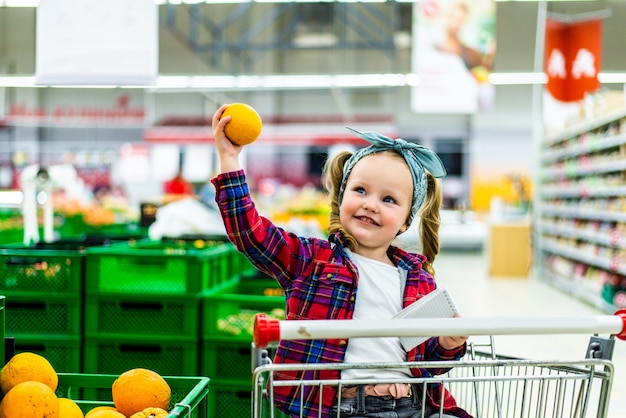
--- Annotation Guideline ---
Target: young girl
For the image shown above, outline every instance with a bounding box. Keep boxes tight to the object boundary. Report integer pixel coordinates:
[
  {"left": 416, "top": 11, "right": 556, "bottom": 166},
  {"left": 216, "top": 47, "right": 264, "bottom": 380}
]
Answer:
[{"left": 212, "top": 103, "right": 471, "bottom": 418}]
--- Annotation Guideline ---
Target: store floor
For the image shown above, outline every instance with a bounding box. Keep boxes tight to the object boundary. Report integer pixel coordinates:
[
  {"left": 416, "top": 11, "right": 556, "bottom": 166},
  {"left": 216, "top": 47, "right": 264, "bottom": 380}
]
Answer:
[{"left": 434, "top": 249, "right": 626, "bottom": 418}]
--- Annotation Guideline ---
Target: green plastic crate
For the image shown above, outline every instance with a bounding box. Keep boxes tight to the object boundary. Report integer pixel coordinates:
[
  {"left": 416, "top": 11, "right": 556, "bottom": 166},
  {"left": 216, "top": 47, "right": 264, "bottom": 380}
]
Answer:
[
  {"left": 0, "top": 244, "right": 85, "bottom": 295},
  {"left": 56, "top": 373, "right": 209, "bottom": 418},
  {"left": 83, "top": 335, "right": 199, "bottom": 377},
  {"left": 0, "top": 238, "right": 123, "bottom": 296},
  {"left": 208, "top": 382, "right": 253, "bottom": 418},
  {"left": 84, "top": 293, "right": 201, "bottom": 339},
  {"left": 201, "top": 275, "right": 285, "bottom": 342},
  {"left": 0, "top": 295, "right": 4, "bottom": 364},
  {"left": 201, "top": 337, "right": 253, "bottom": 383},
  {"left": 0, "top": 210, "right": 23, "bottom": 245},
  {"left": 13, "top": 335, "right": 81, "bottom": 373},
  {"left": 0, "top": 228, "right": 22, "bottom": 245},
  {"left": 208, "top": 382, "right": 289, "bottom": 418},
  {"left": 85, "top": 239, "right": 252, "bottom": 295},
  {"left": 5, "top": 295, "right": 81, "bottom": 337}
]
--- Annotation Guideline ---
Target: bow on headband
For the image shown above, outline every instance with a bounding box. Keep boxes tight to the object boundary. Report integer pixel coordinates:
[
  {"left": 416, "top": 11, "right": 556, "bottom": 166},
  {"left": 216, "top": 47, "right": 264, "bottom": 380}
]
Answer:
[{"left": 339, "top": 127, "right": 447, "bottom": 227}]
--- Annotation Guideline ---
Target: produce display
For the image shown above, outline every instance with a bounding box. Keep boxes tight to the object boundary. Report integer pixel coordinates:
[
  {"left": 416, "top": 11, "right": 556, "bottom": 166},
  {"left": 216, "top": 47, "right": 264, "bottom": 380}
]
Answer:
[
  {"left": 0, "top": 380, "right": 59, "bottom": 417},
  {"left": 85, "top": 407, "right": 121, "bottom": 417},
  {"left": 0, "top": 234, "right": 270, "bottom": 418},
  {"left": 0, "top": 352, "right": 58, "bottom": 394},
  {"left": 0, "top": 352, "right": 173, "bottom": 418},
  {"left": 59, "top": 397, "right": 85, "bottom": 417},
  {"left": 217, "top": 307, "right": 285, "bottom": 337},
  {"left": 112, "top": 369, "right": 171, "bottom": 417}
]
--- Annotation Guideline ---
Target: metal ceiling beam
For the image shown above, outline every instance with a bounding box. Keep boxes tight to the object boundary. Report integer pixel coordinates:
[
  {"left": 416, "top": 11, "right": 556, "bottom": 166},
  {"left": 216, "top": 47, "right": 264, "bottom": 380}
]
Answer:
[{"left": 161, "top": 1, "right": 402, "bottom": 73}]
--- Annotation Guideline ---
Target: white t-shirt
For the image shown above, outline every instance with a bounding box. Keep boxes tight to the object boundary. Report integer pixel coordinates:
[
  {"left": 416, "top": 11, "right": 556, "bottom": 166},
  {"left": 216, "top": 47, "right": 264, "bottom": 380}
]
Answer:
[{"left": 341, "top": 250, "right": 411, "bottom": 380}]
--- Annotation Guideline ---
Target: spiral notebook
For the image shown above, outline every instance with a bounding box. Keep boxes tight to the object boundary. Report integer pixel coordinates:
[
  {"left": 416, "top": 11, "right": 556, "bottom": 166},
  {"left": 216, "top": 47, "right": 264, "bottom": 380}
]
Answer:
[{"left": 392, "top": 287, "right": 458, "bottom": 350}]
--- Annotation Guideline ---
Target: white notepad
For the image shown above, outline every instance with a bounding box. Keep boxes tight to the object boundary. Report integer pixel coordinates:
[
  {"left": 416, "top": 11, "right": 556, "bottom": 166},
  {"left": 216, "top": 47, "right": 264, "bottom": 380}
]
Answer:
[{"left": 392, "top": 287, "right": 458, "bottom": 350}]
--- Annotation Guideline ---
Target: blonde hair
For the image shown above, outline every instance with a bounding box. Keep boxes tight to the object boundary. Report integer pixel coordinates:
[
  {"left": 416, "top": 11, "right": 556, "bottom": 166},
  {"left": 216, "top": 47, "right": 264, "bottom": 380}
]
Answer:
[{"left": 323, "top": 150, "right": 442, "bottom": 275}]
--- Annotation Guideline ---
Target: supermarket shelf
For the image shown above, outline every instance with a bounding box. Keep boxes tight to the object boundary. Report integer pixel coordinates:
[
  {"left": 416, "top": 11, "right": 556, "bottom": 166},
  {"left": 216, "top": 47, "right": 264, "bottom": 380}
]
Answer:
[
  {"left": 541, "top": 133, "right": 626, "bottom": 163},
  {"left": 541, "top": 221, "right": 626, "bottom": 249},
  {"left": 537, "top": 110, "right": 626, "bottom": 312},
  {"left": 542, "top": 270, "right": 616, "bottom": 314},
  {"left": 541, "top": 204, "right": 626, "bottom": 223}
]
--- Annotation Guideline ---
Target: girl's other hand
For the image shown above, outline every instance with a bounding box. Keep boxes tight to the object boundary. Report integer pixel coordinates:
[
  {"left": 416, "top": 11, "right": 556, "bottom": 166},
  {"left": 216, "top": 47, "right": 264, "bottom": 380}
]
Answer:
[{"left": 438, "top": 314, "right": 468, "bottom": 350}]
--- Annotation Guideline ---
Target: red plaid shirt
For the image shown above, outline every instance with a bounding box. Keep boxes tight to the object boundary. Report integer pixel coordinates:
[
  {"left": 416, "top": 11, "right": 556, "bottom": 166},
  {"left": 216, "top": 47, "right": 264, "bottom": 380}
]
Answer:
[{"left": 212, "top": 170, "right": 470, "bottom": 418}]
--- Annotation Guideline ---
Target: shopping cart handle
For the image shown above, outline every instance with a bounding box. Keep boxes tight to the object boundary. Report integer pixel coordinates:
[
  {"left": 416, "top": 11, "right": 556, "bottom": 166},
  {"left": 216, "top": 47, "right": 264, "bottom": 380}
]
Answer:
[
  {"left": 254, "top": 313, "right": 281, "bottom": 348},
  {"left": 253, "top": 309, "right": 626, "bottom": 349}
]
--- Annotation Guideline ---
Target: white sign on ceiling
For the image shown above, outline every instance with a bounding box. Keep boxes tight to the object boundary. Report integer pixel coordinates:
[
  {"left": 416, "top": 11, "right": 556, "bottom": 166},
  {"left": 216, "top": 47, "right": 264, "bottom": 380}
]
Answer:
[{"left": 35, "top": 0, "right": 158, "bottom": 86}]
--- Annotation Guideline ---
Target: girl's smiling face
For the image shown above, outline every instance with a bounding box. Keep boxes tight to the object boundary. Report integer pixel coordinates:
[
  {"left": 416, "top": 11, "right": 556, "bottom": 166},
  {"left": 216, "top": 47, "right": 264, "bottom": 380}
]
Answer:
[{"left": 339, "top": 152, "right": 413, "bottom": 262}]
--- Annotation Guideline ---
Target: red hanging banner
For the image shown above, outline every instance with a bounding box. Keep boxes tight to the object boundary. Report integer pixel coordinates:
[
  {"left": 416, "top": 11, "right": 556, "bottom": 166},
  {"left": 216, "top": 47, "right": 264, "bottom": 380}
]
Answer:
[{"left": 544, "top": 19, "right": 602, "bottom": 103}]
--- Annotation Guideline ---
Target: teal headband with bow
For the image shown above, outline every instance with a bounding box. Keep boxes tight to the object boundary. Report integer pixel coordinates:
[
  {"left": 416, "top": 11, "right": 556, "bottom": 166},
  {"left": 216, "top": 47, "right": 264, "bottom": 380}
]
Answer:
[{"left": 339, "top": 127, "right": 447, "bottom": 227}]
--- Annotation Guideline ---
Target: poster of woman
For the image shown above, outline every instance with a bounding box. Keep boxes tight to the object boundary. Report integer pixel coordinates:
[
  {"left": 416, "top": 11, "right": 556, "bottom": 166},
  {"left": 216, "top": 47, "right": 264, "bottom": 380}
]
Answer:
[{"left": 411, "top": 0, "right": 496, "bottom": 114}]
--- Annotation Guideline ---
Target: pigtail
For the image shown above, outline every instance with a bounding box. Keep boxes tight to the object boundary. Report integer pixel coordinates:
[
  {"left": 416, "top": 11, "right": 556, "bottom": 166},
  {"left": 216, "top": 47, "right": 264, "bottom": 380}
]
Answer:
[
  {"left": 419, "top": 172, "right": 442, "bottom": 276},
  {"left": 323, "top": 151, "right": 358, "bottom": 251}
]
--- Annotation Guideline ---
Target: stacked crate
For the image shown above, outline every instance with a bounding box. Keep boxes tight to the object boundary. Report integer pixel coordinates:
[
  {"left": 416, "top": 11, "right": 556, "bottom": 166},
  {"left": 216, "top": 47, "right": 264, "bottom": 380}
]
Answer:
[
  {"left": 0, "top": 209, "right": 23, "bottom": 245},
  {"left": 83, "top": 238, "right": 252, "bottom": 377},
  {"left": 0, "top": 241, "right": 90, "bottom": 372},
  {"left": 201, "top": 269, "right": 286, "bottom": 417},
  {"left": 56, "top": 373, "right": 210, "bottom": 418}
]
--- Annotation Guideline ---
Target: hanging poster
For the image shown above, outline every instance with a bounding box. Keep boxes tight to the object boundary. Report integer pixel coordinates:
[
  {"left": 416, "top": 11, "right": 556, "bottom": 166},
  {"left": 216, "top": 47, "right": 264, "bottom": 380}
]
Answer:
[
  {"left": 35, "top": 0, "right": 158, "bottom": 85},
  {"left": 542, "top": 18, "right": 603, "bottom": 134},
  {"left": 411, "top": 0, "right": 496, "bottom": 114},
  {"left": 544, "top": 18, "right": 602, "bottom": 103}
]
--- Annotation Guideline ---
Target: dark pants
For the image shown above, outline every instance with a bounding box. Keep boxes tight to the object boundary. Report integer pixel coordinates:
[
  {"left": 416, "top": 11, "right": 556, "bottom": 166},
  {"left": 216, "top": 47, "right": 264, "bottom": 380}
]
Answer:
[{"left": 331, "top": 385, "right": 458, "bottom": 418}]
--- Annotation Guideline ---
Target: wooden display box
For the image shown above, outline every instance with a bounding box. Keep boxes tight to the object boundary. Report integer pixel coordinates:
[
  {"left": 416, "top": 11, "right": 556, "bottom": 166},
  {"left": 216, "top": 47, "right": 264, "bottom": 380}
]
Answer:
[{"left": 488, "top": 222, "right": 531, "bottom": 278}]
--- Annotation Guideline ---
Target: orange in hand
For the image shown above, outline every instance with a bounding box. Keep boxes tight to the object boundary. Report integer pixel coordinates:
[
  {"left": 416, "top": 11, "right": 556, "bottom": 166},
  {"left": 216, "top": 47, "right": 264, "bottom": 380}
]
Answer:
[{"left": 220, "top": 103, "right": 263, "bottom": 145}]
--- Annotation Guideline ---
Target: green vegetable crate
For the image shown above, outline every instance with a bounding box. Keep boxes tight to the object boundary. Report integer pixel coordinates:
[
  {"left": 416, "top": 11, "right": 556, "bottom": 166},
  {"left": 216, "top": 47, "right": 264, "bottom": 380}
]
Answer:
[
  {"left": 208, "top": 381, "right": 288, "bottom": 418},
  {"left": 0, "top": 239, "right": 115, "bottom": 373},
  {"left": 82, "top": 334, "right": 199, "bottom": 377},
  {"left": 201, "top": 272, "right": 285, "bottom": 342},
  {"left": 56, "top": 373, "right": 209, "bottom": 418},
  {"left": 85, "top": 238, "right": 253, "bottom": 295}
]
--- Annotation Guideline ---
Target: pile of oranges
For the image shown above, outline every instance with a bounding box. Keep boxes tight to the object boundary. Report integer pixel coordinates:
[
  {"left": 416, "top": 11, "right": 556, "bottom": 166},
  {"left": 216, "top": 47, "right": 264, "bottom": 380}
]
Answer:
[{"left": 0, "top": 352, "right": 171, "bottom": 418}]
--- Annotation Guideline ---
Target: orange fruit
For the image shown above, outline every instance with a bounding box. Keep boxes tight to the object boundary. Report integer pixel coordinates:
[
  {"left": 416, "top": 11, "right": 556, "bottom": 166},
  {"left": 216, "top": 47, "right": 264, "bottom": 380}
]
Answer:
[
  {"left": 59, "top": 398, "right": 84, "bottom": 418},
  {"left": 85, "top": 410, "right": 125, "bottom": 418},
  {"left": 129, "top": 407, "right": 169, "bottom": 418},
  {"left": 220, "top": 103, "right": 263, "bottom": 145},
  {"left": 85, "top": 407, "right": 121, "bottom": 417},
  {"left": 0, "top": 380, "right": 60, "bottom": 418},
  {"left": 112, "top": 368, "right": 171, "bottom": 417},
  {"left": 0, "top": 352, "right": 58, "bottom": 395}
]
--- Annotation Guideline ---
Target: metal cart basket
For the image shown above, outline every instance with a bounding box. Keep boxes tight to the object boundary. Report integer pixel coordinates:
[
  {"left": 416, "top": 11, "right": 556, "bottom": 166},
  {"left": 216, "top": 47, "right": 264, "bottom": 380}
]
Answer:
[{"left": 251, "top": 312, "right": 626, "bottom": 418}]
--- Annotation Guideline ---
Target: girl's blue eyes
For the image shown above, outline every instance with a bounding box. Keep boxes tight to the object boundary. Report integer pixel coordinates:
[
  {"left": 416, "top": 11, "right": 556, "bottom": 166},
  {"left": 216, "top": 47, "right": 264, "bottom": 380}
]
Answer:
[{"left": 353, "top": 187, "right": 396, "bottom": 204}]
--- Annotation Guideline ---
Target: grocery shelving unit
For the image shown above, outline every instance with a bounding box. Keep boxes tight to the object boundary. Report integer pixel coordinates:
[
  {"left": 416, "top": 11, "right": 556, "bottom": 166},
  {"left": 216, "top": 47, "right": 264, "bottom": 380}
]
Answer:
[{"left": 537, "top": 107, "right": 626, "bottom": 314}]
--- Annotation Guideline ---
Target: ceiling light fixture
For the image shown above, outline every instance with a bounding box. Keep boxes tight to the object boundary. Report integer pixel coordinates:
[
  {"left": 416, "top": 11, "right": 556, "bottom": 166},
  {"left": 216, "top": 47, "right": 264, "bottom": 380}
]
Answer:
[{"left": 1, "top": 72, "right": 624, "bottom": 89}]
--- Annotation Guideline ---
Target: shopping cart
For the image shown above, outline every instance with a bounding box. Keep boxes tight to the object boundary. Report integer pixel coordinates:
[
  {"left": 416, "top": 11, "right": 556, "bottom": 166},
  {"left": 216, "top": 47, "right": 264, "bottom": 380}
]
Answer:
[{"left": 251, "top": 311, "right": 626, "bottom": 418}]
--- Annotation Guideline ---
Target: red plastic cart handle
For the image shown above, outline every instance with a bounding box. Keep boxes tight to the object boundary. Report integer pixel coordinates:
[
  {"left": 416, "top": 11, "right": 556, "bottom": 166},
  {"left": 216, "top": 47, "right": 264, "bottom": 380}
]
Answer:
[
  {"left": 253, "top": 310, "right": 626, "bottom": 349},
  {"left": 615, "top": 308, "right": 626, "bottom": 340},
  {"left": 254, "top": 313, "right": 280, "bottom": 348}
]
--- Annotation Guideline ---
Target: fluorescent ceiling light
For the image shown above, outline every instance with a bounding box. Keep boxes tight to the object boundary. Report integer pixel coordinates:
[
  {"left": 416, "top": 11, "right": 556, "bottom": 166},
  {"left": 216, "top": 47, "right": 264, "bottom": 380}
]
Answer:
[
  {"left": 598, "top": 73, "right": 626, "bottom": 84},
  {"left": 1, "top": 72, "right": 623, "bottom": 89},
  {"left": 0, "top": 191, "right": 24, "bottom": 206},
  {"left": 489, "top": 72, "right": 547, "bottom": 85},
  {"left": 0, "top": 0, "right": 38, "bottom": 5},
  {"left": 0, "top": 76, "right": 37, "bottom": 87},
  {"left": 189, "top": 75, "right": 237, "bottom": 89},
  {"left": 1, "top": 0, "right": 598, "bottom": 6}
]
